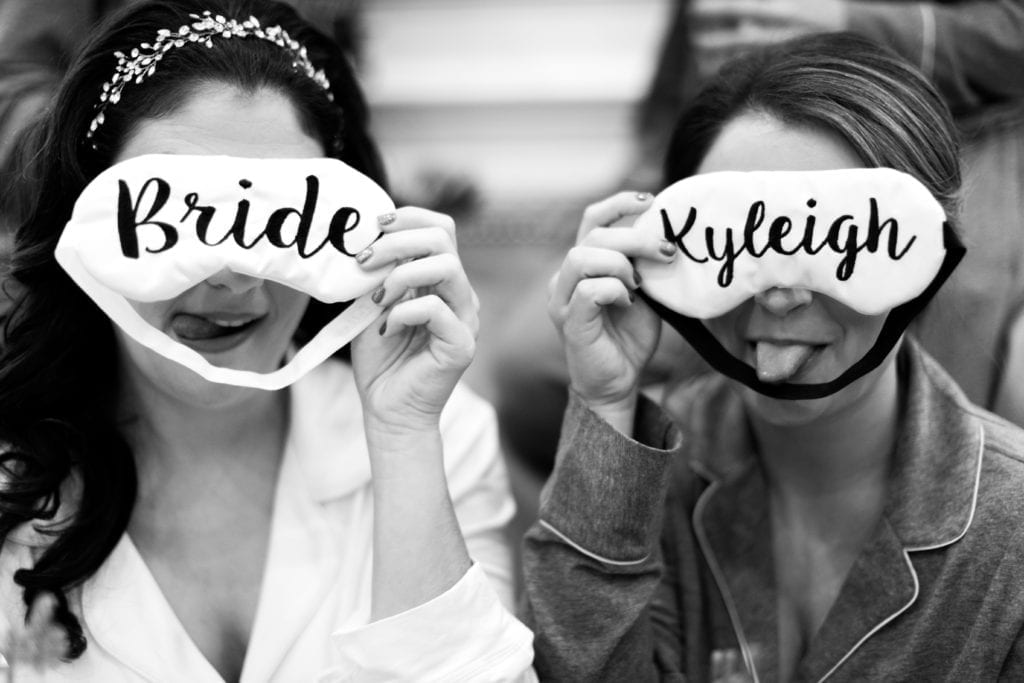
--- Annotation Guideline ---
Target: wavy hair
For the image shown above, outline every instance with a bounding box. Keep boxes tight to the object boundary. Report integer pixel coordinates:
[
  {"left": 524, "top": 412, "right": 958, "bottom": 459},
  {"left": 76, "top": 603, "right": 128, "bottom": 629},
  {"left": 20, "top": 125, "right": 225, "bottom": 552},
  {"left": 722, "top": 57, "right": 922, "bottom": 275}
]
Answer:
[{"left": 0, "top": 0, "right": 385, "bottom": 658}]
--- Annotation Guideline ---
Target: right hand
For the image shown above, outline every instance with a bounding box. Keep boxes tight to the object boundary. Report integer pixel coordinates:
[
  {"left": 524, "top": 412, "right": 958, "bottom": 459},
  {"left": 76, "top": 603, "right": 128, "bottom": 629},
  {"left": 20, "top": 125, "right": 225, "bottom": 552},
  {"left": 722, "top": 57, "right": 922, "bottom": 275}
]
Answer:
[{"left": 548, "top": 192, "right": 677, "bottom": 424}]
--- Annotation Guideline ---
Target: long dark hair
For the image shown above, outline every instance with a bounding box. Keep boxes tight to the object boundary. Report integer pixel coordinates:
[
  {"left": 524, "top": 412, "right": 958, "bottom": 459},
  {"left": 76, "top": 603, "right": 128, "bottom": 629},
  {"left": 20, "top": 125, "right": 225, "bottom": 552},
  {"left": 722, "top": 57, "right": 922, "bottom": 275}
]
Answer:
[
  {"left": 0, "top": 0, "right": 385, "bottom": 658},
  {"left": 663, "top": 32, "right": 962, "bottom": 227}
]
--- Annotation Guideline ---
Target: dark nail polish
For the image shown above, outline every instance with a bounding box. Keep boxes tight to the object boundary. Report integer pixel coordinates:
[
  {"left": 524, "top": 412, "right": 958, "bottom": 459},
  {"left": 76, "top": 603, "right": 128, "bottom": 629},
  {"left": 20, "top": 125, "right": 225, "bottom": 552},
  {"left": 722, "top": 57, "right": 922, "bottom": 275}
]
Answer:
[
  {"left": 633, "top": 269, "right": 642, "bottom": 286},
  {"left": 379, "top": 321, "right": 387, "bottom": 336},
  {"left": 371, "top": 286, "right": 386, "bottom": 304}
]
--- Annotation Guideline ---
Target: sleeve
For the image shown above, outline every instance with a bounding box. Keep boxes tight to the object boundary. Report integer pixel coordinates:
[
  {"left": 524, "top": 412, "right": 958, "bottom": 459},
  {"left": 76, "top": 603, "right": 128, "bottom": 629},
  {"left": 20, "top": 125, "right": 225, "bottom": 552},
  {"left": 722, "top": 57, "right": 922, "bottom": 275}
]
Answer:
[
  {"left": 845, "top": 0, "right": 1024, "bottom": 112},
  {"left": 329, "top": 384, "right": 535, "bottom": 682},
  {"left": 520, "top": 390, "right": 685, "bottom": 682}
]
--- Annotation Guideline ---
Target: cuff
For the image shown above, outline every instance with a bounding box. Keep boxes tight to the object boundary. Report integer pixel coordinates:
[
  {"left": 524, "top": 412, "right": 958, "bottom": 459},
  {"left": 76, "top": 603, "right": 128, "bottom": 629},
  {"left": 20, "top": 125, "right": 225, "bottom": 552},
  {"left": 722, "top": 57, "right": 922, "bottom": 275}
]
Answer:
[
  {"left": 330, "top": 563, "right": 534, "bottom": 681},
  {"left": 538, "top": 391, "right": 681, "bottom": 565}
]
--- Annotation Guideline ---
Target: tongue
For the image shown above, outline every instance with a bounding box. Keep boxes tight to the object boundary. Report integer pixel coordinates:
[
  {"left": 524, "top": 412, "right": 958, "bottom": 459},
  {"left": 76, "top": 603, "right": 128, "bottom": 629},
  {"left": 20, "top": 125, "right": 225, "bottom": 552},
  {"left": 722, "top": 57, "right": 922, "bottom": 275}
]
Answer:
[
  {"left": 755, "top": 342, "right": 815, "bottom": 383},
  {"left": 172, "top": 314, "right": 238, "bottom": 341}
]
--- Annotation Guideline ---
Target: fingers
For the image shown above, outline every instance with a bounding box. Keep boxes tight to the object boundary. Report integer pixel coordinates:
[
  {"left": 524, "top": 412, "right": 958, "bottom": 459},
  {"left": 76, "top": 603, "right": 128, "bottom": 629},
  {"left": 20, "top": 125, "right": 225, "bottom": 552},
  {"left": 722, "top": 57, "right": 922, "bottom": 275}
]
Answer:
[
  {"left": 563, "top": 277, "right": 634, "bottom": 330},
  {"left": 577, "top": 191, "right": 654, "bottom": 242},
  {"left": 380, "top": 294, "right": 476, "bottom": 366},
  {"left": 371, "top": 253, "right": 478, "bottom": 333},
  {"left": 373, "top": 206, "right": 456, "bottom": 244},
  {"left": 356, "top": 207, "right": 476, "bottom": 328},
  {"left": 551, "top": 247, "right": 639, "bottom": 315}
]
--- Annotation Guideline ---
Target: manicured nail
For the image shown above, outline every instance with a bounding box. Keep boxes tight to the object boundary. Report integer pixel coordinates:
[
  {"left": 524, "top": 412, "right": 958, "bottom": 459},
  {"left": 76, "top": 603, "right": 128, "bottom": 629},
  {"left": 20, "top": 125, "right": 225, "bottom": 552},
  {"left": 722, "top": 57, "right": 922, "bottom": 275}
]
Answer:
[
  {"left": 377, "top": 212, "right": 397, "bottom": 226},
  {"left": 628, "top": 291, "right": 636, "bottom": 303},
  {"left": 633, "top": 269, "right": 642, "bottom": 286},
  {"left": 371, "top": 286, "right": 386, "bottom": 304},
  {"left": 356, "top": 247, "right": 373, "bottom": 264},
  {"left": 636, "top": 192, "right": 651, "bottom": 202},
  {"left": 659, "top": 239, "right": 677, "bottom": 257},
  {"left": 379, "top": 321, "right": 387, "bottom": 336}
]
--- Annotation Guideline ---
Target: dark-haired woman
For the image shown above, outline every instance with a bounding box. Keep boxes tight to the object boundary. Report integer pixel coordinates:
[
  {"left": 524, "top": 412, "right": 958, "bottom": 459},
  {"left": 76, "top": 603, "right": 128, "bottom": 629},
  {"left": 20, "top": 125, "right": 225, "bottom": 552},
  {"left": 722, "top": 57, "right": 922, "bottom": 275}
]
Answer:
[
  {"left": 522, "top": 33, "right": 1024, "bottom": 682},
  {"left": 0, "top": 1, "right": 532, "bottom": 680}
]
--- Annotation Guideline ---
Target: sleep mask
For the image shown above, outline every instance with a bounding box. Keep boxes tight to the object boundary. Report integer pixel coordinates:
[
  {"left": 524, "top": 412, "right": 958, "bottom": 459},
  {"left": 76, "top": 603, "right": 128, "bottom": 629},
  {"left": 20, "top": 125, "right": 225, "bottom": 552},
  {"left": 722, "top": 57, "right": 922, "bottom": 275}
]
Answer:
[
  {"left": 56, "top": 154, "right": 394, "bottom": 390},
  {"left": 634, "top": 168, "right": 965, "bottom": 400}
]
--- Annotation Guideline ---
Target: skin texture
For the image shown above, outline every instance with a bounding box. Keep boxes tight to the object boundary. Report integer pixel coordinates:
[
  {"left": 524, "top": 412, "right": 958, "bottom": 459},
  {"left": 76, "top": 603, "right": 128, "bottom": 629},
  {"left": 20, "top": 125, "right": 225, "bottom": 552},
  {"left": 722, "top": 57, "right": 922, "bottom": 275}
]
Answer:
[
  {"left": 697, "top": 112, "right": 895, "bottom": 427},
  {"left": 103, "top": 83, "right": 478, "bottom": 680},
  {"left": 552, "top": 110, "right": 903, "bottom": 681}
]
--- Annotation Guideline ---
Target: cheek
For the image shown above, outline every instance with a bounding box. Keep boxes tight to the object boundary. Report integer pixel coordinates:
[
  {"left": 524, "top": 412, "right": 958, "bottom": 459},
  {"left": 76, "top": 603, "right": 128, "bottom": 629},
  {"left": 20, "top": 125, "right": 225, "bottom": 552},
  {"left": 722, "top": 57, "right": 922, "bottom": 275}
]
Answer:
[
  {"left": 824, "top": 303, "right": 888, "bottom": 360},
  {"left": 271, "top": 287, "right": 311, "bottom": 334},
  {"left": 703, "top": 303, "right": 753, "bottom": 355},
  {"left": 128, "top": 299, "right": 174, "bottom": 327}
]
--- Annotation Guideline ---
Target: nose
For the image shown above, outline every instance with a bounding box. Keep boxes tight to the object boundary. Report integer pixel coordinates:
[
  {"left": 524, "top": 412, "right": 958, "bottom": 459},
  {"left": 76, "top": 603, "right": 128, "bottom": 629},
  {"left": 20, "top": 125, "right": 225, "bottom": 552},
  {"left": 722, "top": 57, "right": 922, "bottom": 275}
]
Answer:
[
  {"left": 753, "top": 287, "right": 813, "bottom": 317},
  {"left": 204, "top": 268, "right": 263, "bottom": 295}
]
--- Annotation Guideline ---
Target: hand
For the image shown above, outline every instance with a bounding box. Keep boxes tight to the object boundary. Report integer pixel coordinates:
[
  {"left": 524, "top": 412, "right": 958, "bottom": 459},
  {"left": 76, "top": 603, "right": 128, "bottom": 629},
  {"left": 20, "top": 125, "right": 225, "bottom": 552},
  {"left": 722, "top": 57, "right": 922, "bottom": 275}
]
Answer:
[
  {"left": 351, "top": 207, "right": 479, "bottom": 437},
  {"left": 3, "top": 593, "right": 67, "bottom": 678},
  {"left": 692, "top": 0, "right": 848, "bottom": 81},
  {"left": 548, "top": 192, "right": 676, "bottom": 430}
]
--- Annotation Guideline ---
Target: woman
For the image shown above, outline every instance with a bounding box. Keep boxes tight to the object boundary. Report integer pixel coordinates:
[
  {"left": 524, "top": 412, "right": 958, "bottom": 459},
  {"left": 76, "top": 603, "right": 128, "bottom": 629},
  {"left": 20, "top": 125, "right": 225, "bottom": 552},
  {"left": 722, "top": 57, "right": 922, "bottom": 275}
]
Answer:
[
  {"left": 522, "top": 33, "right": 1024, "bottom": 681},
  {"left": 0, "top": 0, "right": 532, "bottom": 680}
]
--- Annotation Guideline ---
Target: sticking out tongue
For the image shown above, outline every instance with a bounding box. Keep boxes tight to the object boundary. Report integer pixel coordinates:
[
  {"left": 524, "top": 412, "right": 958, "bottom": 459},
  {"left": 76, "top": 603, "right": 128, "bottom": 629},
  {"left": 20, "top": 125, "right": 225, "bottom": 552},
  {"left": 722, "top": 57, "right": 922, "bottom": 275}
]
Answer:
[
  {"left": 172, "top": 314, "right": 253, "bottom": 341},
  {"left": 754, "top": 341, "right": 816, "bottom": 383}
]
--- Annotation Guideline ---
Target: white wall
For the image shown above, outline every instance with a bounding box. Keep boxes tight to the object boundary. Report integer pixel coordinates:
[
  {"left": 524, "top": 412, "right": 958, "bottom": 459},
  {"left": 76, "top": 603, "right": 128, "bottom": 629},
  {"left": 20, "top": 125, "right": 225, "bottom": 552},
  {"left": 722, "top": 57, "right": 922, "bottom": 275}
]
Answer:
[{"left": 360, "top": 0, "right": 672, "bottom": 204}]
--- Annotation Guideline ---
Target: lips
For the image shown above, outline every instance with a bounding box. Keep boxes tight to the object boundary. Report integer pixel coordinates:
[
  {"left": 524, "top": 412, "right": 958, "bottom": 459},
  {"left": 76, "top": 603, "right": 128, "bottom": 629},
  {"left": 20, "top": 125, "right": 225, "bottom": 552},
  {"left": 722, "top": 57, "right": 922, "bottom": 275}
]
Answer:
[{"left": 170, "top": 312, "right": 264, "bottom": 353}]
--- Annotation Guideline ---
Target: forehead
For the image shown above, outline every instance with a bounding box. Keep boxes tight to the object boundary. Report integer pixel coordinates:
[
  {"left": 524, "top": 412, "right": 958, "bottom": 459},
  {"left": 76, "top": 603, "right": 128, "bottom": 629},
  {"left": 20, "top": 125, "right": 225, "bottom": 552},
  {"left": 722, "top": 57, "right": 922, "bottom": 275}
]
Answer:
[
  {"left": 697, "top": 112, "right": 863, "bottom": 175},
  {"left": 115, "top": 82, "right": 324, "bottom": 162}
]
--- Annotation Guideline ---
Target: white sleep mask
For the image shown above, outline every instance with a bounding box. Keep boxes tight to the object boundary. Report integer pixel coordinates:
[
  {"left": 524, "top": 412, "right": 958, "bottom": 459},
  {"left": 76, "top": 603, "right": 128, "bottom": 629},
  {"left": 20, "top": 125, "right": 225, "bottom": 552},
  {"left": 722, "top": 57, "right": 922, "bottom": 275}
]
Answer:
[
  {"left": 56, "top": 154, "right": 395, "bottom": 390},
  {"left": 634, "top": 168, "right": 965, "bottom": 399}
]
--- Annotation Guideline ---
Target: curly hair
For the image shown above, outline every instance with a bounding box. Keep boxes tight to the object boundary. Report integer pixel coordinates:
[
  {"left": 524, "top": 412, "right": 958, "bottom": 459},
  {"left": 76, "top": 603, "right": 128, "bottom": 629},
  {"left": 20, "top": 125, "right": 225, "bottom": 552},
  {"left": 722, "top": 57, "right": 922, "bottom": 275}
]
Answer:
[{"left": 0, "top": 0, "right": 385, "bottom": 658}]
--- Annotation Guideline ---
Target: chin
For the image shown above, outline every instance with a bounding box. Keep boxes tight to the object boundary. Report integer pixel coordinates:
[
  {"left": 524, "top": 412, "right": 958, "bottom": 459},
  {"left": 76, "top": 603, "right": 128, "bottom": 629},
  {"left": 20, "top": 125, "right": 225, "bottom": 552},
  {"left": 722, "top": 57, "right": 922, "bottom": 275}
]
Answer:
[{"left": 739, "top": 387, "right": 834, "bottom": 427}]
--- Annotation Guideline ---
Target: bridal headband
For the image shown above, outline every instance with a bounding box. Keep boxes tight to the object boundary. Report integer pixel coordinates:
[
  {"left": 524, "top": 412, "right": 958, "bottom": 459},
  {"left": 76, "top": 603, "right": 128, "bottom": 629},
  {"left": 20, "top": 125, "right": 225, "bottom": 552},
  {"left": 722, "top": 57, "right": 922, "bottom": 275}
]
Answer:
[
  {"left": 85, "top": 10, "right": 332, "bottom": 146},
  {"left": 635, "top": 168, "right": 965, "bottom": 400},
  {"left": 57, "top": 154, "right": 393, "bottom": 390}
]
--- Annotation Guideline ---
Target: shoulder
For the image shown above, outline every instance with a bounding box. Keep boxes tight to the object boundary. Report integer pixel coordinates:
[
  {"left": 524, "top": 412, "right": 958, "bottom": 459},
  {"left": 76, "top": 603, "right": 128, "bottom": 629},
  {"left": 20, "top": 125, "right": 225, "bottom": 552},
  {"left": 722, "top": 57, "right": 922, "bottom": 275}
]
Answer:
[{"left": 970, "top": 406, "right": 1024, "bottom": 528}]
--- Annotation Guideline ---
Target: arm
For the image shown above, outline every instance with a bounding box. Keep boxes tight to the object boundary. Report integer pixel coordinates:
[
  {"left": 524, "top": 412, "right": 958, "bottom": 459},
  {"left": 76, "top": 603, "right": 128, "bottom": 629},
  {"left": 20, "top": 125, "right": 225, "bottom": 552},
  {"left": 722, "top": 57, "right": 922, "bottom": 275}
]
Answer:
[
  {"left": 846, "top": 0, "right": 1024, "bottom": 111},
  {"left": 331, "top": 208, "right": 534, "bottom": 681},
  {"left": 521, "top": 391, "right": 684, "bottom": 682}
]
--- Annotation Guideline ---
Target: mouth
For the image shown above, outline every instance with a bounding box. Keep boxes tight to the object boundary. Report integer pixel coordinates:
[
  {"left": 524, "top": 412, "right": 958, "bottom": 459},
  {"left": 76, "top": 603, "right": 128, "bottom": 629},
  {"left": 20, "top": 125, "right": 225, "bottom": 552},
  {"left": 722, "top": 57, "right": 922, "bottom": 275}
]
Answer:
[
  {"left": 746, "top": 339, "right": 828, "bottom": 383},
  {"left": 170, "top": 312, "right": 265, "bottom": 353}
]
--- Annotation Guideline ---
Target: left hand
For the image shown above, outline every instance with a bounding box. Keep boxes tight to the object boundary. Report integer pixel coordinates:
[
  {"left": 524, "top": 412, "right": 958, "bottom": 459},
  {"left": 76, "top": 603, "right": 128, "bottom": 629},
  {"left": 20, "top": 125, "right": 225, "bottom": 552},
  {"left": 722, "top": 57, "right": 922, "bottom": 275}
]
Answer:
[
  {"left": 351, "top": 207, "right": 479, "bottom": 435},
  {"left": 691, "top": 0, "right": 848, "bottom": 81}
]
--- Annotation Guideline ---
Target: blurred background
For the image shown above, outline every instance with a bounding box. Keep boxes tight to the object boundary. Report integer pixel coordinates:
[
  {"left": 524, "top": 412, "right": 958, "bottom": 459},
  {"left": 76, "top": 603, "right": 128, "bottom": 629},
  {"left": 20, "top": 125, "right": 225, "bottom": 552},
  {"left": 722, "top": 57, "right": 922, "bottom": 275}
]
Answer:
[{"left": 360, "top": 0, "right": 672, "bottom": 398}]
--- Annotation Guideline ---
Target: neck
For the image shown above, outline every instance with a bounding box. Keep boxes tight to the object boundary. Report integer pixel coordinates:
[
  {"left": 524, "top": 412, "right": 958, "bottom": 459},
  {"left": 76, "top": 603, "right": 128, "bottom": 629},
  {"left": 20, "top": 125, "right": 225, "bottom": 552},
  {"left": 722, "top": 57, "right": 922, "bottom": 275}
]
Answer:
[
  {"left": 117, "top": 367, "right": 288, "bottom": 496},
  {"left": 750, "top": 360, "right": 900, "bottom": 511}
]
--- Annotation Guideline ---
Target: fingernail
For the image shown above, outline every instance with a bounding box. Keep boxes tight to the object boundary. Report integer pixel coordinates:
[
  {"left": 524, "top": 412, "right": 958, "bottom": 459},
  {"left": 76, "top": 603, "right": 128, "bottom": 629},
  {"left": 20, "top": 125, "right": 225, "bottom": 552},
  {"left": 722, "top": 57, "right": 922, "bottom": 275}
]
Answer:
[
  {"left": 636, "top": 192, "right": 651, "bottom": 202},
  {"left": 659, "top": 239, "right": 677, "bottom": 257},
  {"left": 379, "top": 321, "right": 387, "bottom": 336},
  {"left": 628, "top": 291, "right": 636, "bottom": 303},
  {"left": 633, "top": 269, "right": 642, "bottom": 286},
  {"left": 371, "top": 286, "right": 386, "bottom": 304},
  {"left": 356, "top": 247, "right": 373, "bottom": 264},
  {"left": 377, "top": 212, "right": 397, "bottom": 226}
]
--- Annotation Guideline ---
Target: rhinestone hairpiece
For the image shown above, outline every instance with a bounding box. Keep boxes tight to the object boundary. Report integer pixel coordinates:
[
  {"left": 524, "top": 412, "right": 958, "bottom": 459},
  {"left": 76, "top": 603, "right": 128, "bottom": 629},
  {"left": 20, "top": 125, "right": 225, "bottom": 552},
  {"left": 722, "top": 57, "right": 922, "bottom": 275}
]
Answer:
[{"left": 85, "top": 11, "right": 333, "bottom": 147}]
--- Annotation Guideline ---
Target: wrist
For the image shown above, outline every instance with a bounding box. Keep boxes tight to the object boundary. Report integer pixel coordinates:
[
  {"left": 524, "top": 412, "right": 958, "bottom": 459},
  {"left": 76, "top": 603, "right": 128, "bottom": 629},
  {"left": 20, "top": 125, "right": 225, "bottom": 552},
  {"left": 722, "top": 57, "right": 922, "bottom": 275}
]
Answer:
[{"left": 573, "top": 388, "right": 638, "bottom": 437}]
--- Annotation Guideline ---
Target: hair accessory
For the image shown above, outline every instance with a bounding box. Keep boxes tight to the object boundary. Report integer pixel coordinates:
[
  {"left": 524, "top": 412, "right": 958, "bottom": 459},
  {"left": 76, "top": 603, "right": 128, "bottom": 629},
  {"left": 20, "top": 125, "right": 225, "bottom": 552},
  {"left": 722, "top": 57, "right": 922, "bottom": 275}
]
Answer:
[{"left": 85, "top": 11, "right": 332, "bottom": 146}]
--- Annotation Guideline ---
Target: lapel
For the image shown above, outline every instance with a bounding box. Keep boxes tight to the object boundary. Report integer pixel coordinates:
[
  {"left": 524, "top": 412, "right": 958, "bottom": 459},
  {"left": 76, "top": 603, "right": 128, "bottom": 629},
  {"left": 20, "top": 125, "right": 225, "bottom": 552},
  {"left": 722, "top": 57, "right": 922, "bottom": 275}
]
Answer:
[
  {"left": 81, "top": 536, "right": 224, "bottom": 683},
  {"left": 681, "top": 339, "right": 984, "bottom": 683},
  {"left": 80, "top": 360, "right": 372, "bottom": 682}
]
